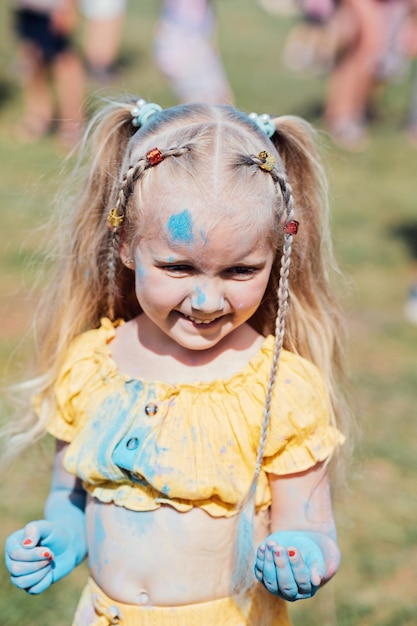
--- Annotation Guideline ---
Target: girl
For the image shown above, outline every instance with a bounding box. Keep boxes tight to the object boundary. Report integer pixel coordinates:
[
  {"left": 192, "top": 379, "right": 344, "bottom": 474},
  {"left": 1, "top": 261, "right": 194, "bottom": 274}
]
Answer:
[{"left": 4, "top": 98, "right": 347, "bottom": 625}]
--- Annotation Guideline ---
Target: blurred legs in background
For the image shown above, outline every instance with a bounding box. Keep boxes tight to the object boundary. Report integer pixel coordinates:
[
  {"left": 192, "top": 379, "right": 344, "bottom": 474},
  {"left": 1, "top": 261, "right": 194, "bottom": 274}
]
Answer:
[
  {"left": 79, "top": 0, "right": 127, "bottom": 82},
  {"left": 322, "top": 0, "right": 385, "bottom": 150},
  {"left": 283, "top": 0, "right": 416, "bottom": 150},
  {"left": 13, "top": 0, "right": 85, "bottom": 148},
  {"left": 154, "top": 0, "right": 233, "bottom": 103},
  {"left": 323, "top": 0, "right": 413, "bottom": 150}
]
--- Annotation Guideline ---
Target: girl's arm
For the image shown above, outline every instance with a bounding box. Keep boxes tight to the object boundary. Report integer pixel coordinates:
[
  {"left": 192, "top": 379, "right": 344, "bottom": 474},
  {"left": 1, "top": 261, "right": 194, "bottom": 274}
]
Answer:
[
  {"left": 5, "top": 440, "right": 87, "bottom": 595},
  {"left": 254, "top": 461, "right": 340, "bottom": 601}
]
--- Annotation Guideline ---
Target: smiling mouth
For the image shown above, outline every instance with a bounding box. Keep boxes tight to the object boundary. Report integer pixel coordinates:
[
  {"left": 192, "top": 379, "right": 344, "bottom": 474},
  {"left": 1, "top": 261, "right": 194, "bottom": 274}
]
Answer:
[{"left": 181, "top": 313, "right": 222, "bottom": 326}]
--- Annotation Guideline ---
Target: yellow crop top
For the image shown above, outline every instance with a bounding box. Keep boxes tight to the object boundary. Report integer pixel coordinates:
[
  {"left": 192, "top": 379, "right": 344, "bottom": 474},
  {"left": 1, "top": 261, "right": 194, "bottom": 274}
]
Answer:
[{"left": 47, "top": 318, "right": 345, "bottom": 518}]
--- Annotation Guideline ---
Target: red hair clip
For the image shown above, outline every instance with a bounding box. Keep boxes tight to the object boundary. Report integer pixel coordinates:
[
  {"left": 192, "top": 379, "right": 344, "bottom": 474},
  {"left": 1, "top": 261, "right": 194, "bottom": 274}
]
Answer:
[
  {"left": 285, "top": 220, "right": 299, "bottom": 235},
  {"left": 146, "top": 147, "right": 163, "bottom": 165}
]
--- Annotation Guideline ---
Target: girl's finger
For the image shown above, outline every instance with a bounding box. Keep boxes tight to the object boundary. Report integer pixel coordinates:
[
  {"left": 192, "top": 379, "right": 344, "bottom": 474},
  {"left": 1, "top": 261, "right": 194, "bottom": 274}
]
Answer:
[
  {"left": 25, "top": 569, "right": 54, "bottom": 595},
  {"left": 272, "top": 545, "right": 299, "bottom": 600},
  {"left": 286, "top": 547, "right": 313, "bottom": 595},
  {"left": 22, "top": 520, "right": 53, "bottom": 548},
  {"left": 7, "top": 544, "right": 54, "bottom": 564},
  {"left": 7, "top": 555, "right": 52, "bottom": 578},
  {"left": 260, "top": 542, "right": 281, "bottom": 595},
  {"left": 10, "top": 564, "right": 51, "bottom": 591}
]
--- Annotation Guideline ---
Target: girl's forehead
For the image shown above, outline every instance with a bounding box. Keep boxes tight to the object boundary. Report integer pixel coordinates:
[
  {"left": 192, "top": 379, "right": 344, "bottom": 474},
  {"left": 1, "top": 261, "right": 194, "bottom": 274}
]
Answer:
[
  {"left": 164, "top": 209, "right": 195, "bottom": 245},
  {"left": 140, "top": 207, "right": 276, "bottom": 259},
  {"left": 142, "top": 183, "right": 275, "bottom": 224},
  {"left": 142, "top": 201, "right": 274, "bottom": 247}
]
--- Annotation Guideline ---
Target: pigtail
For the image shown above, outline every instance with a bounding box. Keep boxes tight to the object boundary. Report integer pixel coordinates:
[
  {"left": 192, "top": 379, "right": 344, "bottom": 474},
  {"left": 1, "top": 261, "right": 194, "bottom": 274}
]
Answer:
[
  {"left": 0, "top": 101, "right": 142, "bottom": 467},
  {"left": 38, "top": 102, "right": 139, "bottom": 359},
  {"left": 232, "top": 156, "right": 298, "bottom": 606},
  {"left": 269, "top": 116, "right": 347, "bottom": 435},
  {"left": 233, "top": 114, "right": 348, "bottom": 607},
  {"left": 263, "top": 116, "right": 347, "bottom": 461}
]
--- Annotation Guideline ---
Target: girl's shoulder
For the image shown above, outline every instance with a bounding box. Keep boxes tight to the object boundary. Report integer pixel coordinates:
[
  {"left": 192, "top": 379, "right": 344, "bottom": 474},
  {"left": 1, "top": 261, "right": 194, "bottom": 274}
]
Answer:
[
  {"left": 64, "top": 317, "right": 119, "bottom": 357},
  {"left": 55, "top": 318, "right": 122, "bottom": 394}
]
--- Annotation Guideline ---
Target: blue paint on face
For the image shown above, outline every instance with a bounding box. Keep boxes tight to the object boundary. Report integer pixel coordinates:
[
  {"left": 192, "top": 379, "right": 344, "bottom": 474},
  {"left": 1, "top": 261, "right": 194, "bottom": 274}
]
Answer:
[
  {"left": 194, "top": 285, "right": 206, "bottom": 307},
  {"left": 167, "top": 210, "right": 194, "bottom": 245},
  {"left": 135, "top": 258, "right": 145, "bottom": 280}
]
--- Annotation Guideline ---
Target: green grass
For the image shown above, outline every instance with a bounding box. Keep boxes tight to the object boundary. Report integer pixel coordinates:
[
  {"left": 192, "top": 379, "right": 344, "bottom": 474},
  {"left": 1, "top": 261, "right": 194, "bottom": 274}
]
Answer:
[{"left": 1, "top": 1, "right": 417, "bottom": 624}]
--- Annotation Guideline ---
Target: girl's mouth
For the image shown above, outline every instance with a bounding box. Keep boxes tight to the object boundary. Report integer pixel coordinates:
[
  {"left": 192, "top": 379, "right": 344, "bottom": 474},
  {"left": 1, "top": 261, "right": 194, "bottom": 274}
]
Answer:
[{"left": 181, "top": 313, "right": 223, "bottom": 327}]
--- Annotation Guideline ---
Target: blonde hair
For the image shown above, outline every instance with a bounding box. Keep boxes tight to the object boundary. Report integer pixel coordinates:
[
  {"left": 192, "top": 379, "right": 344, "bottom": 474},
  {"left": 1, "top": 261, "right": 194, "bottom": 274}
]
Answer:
[{"left": 1, "top": 98, "right": 349, "bottom": 600}]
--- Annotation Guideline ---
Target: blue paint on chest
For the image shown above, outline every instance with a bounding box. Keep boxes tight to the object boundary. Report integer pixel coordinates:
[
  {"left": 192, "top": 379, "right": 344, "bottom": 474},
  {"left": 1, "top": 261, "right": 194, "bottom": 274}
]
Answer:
[{"left": 167, "top": 210, "right": 194, "bottom": 244}]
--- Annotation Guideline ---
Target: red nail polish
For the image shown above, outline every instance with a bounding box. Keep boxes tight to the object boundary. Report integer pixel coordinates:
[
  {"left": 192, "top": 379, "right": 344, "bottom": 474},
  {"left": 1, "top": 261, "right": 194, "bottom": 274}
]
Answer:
[
  {"left": 43, "top": 551, "right": 51, "bottom": 559},
  {"left": 274, "top": 550, "right": 281, "bottom": 557},
  {"left": 23, "top": 538, "right": 33, "bottom": 546},
  {"left": 288, "top": 549, "right": 296, "bottom": 557}
]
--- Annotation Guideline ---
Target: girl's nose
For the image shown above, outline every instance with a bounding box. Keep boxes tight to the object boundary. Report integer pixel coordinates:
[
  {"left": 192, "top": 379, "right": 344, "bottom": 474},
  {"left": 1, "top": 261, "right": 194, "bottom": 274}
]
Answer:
[{"left": 191, "top": 283, "right": 225, "bottom": 312}]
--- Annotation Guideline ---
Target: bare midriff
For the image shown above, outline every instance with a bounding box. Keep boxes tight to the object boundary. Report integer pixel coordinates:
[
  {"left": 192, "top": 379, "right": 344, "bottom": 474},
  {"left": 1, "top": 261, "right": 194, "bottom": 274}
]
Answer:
[{"left": 85, "top": 496, "right": 270, "bottom": 606}]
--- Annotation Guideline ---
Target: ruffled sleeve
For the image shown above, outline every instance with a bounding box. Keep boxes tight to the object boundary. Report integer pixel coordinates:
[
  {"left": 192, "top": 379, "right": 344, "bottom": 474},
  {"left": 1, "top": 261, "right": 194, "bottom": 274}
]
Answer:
[
  {"left": 262, "top": 349, "right": 345, "bottom": 475},
  {"left": 47, "top": 318, "right": 119, "bottom": 442}
]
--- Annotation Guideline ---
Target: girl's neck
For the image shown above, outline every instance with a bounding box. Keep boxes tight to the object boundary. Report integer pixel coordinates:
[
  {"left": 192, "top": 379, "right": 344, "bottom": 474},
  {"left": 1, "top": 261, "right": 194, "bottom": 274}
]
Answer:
[{"left": 111, "top": 314, "right": 265, "bottom": 385}]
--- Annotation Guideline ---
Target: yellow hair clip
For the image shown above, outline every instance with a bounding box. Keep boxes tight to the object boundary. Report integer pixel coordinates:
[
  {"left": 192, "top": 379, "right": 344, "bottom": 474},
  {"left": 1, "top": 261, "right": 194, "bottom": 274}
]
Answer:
[
  {"left": 258, "top": 151, "right": 276, "bottom": 172},
  {"left": 107, "top": 208, "right": 124, "bottom": 230}
]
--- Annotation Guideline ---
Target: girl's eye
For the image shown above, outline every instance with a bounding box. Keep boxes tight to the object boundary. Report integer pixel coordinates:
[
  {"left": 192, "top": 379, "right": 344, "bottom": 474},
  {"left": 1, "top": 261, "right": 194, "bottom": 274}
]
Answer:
[
  {"left": 161, "top": 264, "right": 194, "bottom": 273},
  {"left": 227, "top": 266, "right": 257, "bottom": 276}
]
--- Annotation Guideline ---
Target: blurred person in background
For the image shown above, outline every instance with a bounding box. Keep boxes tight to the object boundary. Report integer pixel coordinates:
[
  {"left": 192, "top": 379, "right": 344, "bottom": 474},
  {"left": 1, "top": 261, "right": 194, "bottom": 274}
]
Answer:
[
  {"left": 282, "top": 0, "right": 340, "bottom": 75},
  {"left": 323, "top": 0, "right": 411, "bottom": 150},
  {"left": 13, "top": 0, "right": 85, "bottom": 148},
  {"left": 79, "top": 0, "right": 127, "bottom": 82},
  {"left": 284, "top": 0, "right": 417, "bottom": 150},
  {"left": 153, "top": 0, "right": 233, "bottom": 103}
]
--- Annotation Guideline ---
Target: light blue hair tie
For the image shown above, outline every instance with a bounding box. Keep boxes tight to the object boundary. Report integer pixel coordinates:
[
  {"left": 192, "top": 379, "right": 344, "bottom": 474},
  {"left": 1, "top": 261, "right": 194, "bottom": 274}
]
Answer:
[
  {"left": 130, "top": 98, "right": 163, "bottom": 127},
  {"left": 248, "top": 111, "right": 275, "bottom": 138}
]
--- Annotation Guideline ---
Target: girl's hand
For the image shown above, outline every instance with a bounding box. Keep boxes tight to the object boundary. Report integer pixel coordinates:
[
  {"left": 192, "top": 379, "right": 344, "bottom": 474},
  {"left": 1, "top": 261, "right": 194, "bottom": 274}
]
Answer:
[
  {"left": 5, "top": 519, "right": 79, "bottom": 594},
  {"left": 254, "top": 531, "right": 325, "bottom": 601}
]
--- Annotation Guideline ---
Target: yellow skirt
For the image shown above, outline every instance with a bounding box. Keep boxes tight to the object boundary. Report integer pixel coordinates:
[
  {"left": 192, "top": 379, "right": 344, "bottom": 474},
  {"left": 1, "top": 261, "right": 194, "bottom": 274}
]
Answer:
[{"left": 72, "top": 577, "right": 292, "bottom": 626}]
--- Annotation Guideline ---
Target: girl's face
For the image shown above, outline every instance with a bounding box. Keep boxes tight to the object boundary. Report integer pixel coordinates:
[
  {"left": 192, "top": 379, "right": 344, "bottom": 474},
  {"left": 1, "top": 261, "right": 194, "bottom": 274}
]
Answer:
[{"left": 122, "top": 203, "right": 275, "bottom": 352}]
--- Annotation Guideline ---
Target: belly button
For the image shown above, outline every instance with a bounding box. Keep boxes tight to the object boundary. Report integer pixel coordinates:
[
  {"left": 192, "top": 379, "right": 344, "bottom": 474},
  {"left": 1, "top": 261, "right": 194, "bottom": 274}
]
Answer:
[{"left": 137, "top": 590, "right": 150, "bottom": 605}]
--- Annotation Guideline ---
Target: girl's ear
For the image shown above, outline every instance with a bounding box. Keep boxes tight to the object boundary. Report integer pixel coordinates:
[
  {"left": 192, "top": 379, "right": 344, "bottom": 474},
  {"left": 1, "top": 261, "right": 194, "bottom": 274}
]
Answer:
[{"left": 119, "top": 241, "right": 135, "bottom": 269}]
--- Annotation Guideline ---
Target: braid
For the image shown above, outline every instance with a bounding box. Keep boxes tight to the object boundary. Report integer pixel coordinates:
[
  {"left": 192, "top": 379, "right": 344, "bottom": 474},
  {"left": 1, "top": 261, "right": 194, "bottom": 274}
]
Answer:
[
  {"left": 232, "top": 155, "right": 297, "bottom": 604},
  {"left": 240, "top": 154, "right": 296, "bottom": 480},
  {"left": 255, "top": 174, "right": 295, "bottom": 469},
  {"left": 106, "top": 145, "right": 191, "bottom": 319},
  {"left": 106, "top": 157, "right": 148, "bottom": 319}
]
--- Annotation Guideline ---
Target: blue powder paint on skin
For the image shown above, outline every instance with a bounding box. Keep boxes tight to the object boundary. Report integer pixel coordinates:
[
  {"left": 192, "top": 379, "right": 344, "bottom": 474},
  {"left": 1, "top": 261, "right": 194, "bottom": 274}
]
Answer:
[
  {"left": 135, "top": 260, "right": 145, "bottom": 280},
  {"left": 194, "top": 285, "right": 206, "bottom": 307},
  {"left": 167, "top": 210, "right": 194, "bottom": 244},
  {"left": 89, "top": 510, "right": 107, "bottom": 576}
]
